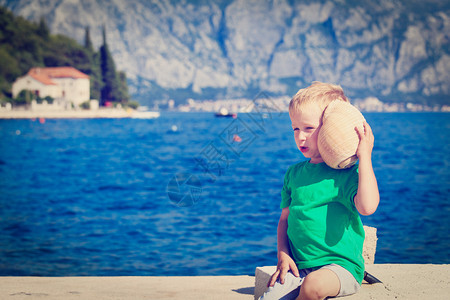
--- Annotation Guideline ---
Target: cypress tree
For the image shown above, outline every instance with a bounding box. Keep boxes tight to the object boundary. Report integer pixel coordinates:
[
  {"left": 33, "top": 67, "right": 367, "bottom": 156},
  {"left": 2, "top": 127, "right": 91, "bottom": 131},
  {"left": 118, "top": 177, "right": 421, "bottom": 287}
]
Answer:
[
  {"left": 84, "top": 26, "right": 94, "bottom": 52},
  {"left": 99, "top": 26, "right": 119, "bottom": 106},
  {"left": 83, "top": 26, "right": 101, "bottom": 100},
  {"left": 117, "top": 71, "right": 129, "bottom": 103},
  {"left": 90, "top": 52, "right": 102, "bottom": 101},
  {"left": 37, "top": 16, "right": 49, "bottom": 40}
]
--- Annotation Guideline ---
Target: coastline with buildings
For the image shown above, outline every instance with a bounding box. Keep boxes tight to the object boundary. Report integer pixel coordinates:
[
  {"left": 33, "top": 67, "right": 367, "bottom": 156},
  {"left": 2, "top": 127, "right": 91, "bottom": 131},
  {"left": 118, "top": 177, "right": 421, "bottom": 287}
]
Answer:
[
  {"left": 2, "top": 95, "right": 448, "bottom": 120},
  {"left": 1, "top": 66, "right": 448, "bottom": 120},
  {"left": 0, "top": 103, "right": 159, "bottom": 119},
  {"left": 11, "top": 67, "right": 90, "bottom": 109},
  {"left": 175, "top": 96, "right": 450, "bottom": 114},
  {"left": 1, "top": 66, "right": 160, "bottom": 119}
]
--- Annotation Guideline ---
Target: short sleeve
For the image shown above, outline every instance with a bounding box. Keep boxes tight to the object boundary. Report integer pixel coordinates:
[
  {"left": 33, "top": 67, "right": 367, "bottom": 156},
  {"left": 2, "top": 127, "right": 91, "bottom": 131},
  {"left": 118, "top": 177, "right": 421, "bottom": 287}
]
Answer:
[
  {"left": 346, "top": 164, "right": 359, "bottom": 206},
  {"left": 280, "top": 166, "right": 293, "bottom": 209}
]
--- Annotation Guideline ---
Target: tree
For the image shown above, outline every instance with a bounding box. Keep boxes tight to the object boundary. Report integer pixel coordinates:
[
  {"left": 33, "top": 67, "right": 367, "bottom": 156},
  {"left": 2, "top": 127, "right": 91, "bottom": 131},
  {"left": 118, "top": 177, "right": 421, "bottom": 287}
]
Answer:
[
  {"left": 84, "top": 26, "right": 94, "bottom": 52},
  {"left": 89, "top": 52, "right": 102, "bottom": 101},
  {"left": 15, "top": 89, "right": 34, "bottom": 106},
  {"left": 37, "top": 16, "right": 49, "bottom": 40},
  {"left": 44, "top": 95, "right": 54, "bottom": 104},
  {"left": 117, "top": 71, "right": 129, "bottom": 103},
  {"left": 83, "top": 26, "right": 101, "bottom": 100},
  {"left": 0, "top": 46, "right": 20, "bottom": 98},
  {"left": 100, "top": 26, "right": 119, "bottom": 105}
]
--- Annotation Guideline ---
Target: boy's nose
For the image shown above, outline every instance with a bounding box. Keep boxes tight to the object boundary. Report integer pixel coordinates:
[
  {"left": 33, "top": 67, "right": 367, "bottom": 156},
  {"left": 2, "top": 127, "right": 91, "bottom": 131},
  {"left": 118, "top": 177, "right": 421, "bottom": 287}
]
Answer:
[{"left": 298, "top": 130, "right": 306, "bottom": 140}]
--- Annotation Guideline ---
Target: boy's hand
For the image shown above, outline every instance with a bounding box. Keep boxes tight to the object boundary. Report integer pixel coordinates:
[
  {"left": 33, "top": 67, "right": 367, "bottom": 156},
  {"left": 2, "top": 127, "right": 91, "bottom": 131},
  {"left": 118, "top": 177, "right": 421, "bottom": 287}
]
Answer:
[
  {"left": 355, "top": 121, "right": 374, "bottom": 160},
  {"left": 267, "top": 252, "right": 299, "bottom": 287}
]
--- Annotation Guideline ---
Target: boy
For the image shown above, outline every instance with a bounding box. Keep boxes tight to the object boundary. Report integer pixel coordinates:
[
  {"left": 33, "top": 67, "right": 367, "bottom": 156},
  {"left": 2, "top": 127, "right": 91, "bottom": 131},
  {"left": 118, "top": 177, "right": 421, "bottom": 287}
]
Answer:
[{"left": 260, "top": 82, "right": 379, "bottom": 300}]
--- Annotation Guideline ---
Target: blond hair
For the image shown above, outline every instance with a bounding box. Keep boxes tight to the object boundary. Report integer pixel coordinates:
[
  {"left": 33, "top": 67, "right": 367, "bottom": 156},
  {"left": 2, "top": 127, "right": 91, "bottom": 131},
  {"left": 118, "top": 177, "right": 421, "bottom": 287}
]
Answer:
[{"left": 289, "top": 81, "right": 349, "bottom": 113}]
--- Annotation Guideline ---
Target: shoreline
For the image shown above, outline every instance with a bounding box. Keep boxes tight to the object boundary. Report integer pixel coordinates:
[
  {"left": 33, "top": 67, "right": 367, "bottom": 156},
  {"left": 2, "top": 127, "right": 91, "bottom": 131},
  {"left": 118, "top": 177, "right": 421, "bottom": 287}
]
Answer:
[
  {"left": 0, "top": 264, "right": 448, "bottom": 299},
  {"left": 1, "top": 109, "right": 449, "bottom": 120},
  {"left": 0, "top": 109, "right": 159, "bottom": 119}
]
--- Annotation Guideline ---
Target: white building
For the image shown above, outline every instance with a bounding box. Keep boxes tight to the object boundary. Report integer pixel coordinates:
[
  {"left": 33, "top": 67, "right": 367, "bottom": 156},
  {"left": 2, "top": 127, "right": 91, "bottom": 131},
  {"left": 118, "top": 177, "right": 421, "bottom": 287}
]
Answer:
[{"left": 12, "top": 67, "right": 90, "bottom": 107}]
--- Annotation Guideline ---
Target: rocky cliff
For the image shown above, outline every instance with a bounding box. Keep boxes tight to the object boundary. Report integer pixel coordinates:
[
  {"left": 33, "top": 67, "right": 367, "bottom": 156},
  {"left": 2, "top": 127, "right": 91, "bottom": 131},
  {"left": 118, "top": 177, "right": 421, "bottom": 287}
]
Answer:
[{"left": 1, "top": 0, "right": 449, "bottom": 106}]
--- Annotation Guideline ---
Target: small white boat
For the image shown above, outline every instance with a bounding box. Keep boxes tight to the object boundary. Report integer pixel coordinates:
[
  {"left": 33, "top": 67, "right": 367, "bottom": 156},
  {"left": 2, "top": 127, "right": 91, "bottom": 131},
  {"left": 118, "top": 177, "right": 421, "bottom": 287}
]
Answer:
[
  {"left": 215, "top": 107, "right": 237, "bottom": 118},
  {"left": 131, "top": 111, "right": 160, "bottom": 119}
]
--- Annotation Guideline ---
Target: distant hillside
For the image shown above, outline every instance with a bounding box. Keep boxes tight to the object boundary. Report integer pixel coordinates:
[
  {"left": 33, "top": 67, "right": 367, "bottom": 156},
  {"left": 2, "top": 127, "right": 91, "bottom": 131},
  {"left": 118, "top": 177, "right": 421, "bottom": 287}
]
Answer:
[
  {"left": 0, "top": 6, "right": 129, "bottom": 105},
  {"left": 2, "top": 0, "right": 449, "bottom": 107}
]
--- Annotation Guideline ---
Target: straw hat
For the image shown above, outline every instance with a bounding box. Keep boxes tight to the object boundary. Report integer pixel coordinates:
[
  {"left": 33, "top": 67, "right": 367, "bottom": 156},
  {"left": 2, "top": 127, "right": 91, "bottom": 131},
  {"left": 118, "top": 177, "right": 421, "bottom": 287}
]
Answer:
[{"left": 318, "top": 100, "right": 366, "bottom": 169}]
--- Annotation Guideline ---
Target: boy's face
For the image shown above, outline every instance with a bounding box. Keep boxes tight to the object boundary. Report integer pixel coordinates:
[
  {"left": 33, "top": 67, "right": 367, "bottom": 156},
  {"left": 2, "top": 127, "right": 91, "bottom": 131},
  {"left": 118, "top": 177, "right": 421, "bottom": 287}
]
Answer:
[{"left": 289, "top": 104, "right": 324, "bottom": 164}]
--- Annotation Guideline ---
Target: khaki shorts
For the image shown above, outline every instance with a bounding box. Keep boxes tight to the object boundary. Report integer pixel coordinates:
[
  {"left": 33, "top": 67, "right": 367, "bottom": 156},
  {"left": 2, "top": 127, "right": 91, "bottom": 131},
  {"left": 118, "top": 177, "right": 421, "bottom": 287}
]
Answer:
[{"left": 259, "top": 264, "right": 361, "bottom": 300}]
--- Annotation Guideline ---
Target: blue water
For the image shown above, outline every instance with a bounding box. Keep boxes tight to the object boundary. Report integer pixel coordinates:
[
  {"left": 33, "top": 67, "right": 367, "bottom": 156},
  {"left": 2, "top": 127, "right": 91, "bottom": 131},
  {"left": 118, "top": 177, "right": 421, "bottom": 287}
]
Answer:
[{"left": 0, "top": 112, "right": 449, "bottom": 276}]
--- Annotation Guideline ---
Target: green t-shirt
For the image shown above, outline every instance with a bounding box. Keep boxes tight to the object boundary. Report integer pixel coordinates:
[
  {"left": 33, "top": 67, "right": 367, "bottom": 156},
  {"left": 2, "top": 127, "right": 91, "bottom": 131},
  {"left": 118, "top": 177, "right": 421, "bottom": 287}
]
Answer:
[{"left": 281, "top": 160, "right": 365, "bottom": 284}]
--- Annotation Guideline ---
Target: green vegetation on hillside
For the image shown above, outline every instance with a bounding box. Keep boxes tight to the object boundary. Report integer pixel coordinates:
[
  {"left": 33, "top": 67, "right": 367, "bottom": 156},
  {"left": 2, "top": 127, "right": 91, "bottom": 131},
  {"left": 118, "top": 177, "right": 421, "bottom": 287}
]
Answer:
[{"left": 0, "top": 6, "right": 130, "bottom": 107}]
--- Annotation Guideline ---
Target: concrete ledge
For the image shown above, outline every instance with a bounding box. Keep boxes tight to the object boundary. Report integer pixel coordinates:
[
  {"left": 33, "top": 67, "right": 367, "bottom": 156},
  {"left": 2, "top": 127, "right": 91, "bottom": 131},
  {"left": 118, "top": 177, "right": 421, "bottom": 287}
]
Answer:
[
  {"left": 0, "top": 265, "right": 449, "bottom": 300},
  {"left": 0, "top": 275, "right": 255, "bottom": 300},
  {"left": 255, "top": 266, "right": 277, "bottom": 299},
  {"left": 362, "top": 225, "right": 377, "bottom": 264},
  {"left": 254, "top": 264, "right": 449, "bottom": 300}
]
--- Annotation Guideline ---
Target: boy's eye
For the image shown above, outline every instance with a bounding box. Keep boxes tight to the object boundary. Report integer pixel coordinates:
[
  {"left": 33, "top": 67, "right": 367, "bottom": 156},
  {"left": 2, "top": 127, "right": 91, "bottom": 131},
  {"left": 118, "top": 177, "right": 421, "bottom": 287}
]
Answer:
[{"left": 293, "top": 128, "right": 299, "bottom": 131}]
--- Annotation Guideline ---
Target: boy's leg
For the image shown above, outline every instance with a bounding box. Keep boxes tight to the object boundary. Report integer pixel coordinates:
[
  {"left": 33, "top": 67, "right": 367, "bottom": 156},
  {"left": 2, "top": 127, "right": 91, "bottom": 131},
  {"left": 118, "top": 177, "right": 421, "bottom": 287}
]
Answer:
[
  {"left": 321, "top": 264, "right": 360, "bottom": 297},
  {"left": 297, "top": 268, "right": 340, "bottom": 300},
  {"left": 297, "top": 264, "right": 360, "bottom": 300}
]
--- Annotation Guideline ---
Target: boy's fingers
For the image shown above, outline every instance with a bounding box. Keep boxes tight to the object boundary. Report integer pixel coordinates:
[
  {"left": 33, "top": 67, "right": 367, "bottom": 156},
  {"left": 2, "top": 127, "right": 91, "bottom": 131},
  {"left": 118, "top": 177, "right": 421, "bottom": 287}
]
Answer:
[
  {"left": 268, "top": 270, "right": 280, "bottom": 287},
  {"left": 364, "top": 121, "right": 373, "bottom": 136},
  {"left": 290, "top": 262, "right": 300, "bottom": 277},
  {"left": 355, "top": 125, "right": 364, "bottom": 140},
  {"left": 363, "top": 122, "right": 374, "bottom": 142},
  {"left": 279, "top": 268, "right": 287, "bottom": 284}
]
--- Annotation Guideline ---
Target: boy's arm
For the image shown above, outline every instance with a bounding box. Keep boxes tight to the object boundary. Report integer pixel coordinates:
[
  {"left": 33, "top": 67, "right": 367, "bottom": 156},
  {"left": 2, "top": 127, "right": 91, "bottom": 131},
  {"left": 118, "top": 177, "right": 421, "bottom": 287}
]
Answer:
[
  {"left": 354, "top": 121, "right": 380, "bottom": 216},
  {"left": 268, "top": 207, "right": 299, "bottom": 287}
]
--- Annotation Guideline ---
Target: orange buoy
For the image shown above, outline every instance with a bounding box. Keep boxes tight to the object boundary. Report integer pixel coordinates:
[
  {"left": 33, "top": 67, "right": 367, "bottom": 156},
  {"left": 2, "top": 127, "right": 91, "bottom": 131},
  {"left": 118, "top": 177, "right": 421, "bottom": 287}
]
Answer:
[{"left": 233, "top": 134, "right": 242, "bottom": 142}]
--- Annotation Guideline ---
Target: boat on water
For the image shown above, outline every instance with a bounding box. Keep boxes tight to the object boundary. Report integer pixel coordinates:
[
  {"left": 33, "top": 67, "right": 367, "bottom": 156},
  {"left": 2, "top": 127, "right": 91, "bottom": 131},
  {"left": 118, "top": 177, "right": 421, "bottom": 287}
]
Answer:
[
  {"left": 215, "top": 108, "right": 237, "bottom": 118},
  {"left": 131, "top": 111, "right": 160, "bottom": 119},
  {"left": 131, "top": 107, "right": 160, "bottom": 119}
]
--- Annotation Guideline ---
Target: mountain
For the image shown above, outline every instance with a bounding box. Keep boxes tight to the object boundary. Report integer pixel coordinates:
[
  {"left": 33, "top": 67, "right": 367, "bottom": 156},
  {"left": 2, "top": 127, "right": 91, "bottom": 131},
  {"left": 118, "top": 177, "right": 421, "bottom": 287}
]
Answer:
[{"left": 1, "top": 0, "right": 449, "bottom": 107}]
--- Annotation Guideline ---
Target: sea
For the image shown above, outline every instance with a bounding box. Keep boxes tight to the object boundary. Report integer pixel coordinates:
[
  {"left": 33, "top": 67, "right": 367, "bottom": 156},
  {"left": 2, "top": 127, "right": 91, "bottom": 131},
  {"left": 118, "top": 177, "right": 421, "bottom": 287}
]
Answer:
[{"left": 0, "top": 111, "right": 449, "bottom": 276}]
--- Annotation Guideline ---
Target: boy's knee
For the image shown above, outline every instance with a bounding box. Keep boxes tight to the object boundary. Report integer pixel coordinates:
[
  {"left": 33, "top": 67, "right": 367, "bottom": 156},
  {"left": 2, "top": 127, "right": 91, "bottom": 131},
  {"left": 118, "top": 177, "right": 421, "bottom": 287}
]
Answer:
[
  {"left": 300, "top": 275, "right": 327, "bottom": 299},
  {"left": 299, "top": 270, "right": 340, "bottom": 300}
]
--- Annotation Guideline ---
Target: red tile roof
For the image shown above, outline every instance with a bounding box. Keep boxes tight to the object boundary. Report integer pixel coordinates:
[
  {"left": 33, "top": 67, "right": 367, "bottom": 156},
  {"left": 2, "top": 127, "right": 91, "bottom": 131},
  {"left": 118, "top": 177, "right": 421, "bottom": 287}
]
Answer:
[{"left": 27, "top": 67, "right": 89, "bottom": 85}]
